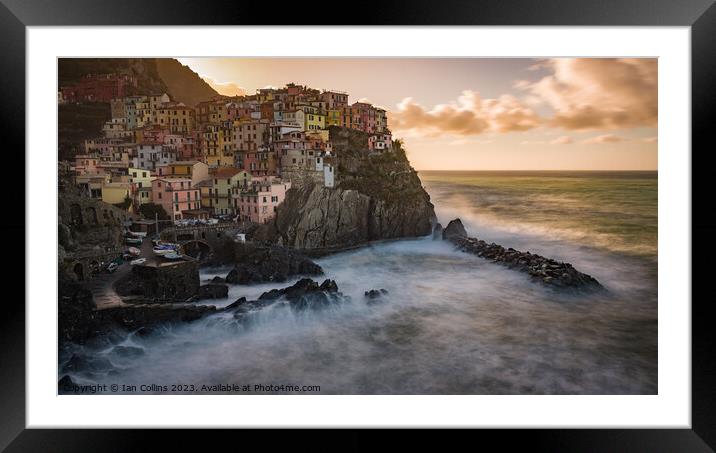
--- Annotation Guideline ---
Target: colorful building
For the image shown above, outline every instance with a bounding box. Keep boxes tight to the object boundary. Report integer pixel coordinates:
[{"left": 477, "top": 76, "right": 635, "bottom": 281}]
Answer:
[
  {"left": 155, "top": 161, "right": 209, "bottom": 186},
  {"left": 235, "top": 178, "right": 291, "bottom": 224},
  {"left": 101, "top": 182, "right": 132, "bottom": 207},
  {"left": 151, "top": 178, "right": 201, "bottom": 221},
  {"left": 203, "top": 167, "right": 252, "bottom": 215}
]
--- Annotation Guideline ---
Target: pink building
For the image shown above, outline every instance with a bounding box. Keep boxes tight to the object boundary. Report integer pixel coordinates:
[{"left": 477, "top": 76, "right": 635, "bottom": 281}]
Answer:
[
  {"left": 74, "top": 154, "right": 101, "bottom": 175},
  {"left": 151, "top": 178, "right": 201, "bottom": 221},
  {"left": 368, "top": 133, "right": 393, "bottom": 152},
  {"left": 234, "top": 178, "right": 291, "bottom": 224}
]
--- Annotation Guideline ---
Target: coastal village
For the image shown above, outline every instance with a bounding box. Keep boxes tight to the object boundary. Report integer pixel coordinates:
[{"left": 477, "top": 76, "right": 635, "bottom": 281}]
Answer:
[{"left": 62, "top": 74, "right": 392, "bottom": 225}]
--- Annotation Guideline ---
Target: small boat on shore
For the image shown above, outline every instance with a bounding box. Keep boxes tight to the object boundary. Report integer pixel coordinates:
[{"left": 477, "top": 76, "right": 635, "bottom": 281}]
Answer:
[
  {"left": 153, "top": 243, "right": 179, "bottom": 256},
  {"left": 163, "top": 252, "right": 183, "bottom": 260}
]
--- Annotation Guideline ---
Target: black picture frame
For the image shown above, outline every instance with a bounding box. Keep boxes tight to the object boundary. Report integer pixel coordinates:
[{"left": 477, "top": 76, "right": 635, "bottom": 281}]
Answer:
[{"left": 3, "top": 0, "right": 714, "bottom": 450}]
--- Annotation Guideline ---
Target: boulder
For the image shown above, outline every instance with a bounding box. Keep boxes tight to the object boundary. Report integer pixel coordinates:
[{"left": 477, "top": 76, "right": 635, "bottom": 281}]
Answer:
[
  {"left": 58, "top": 374, "right": 75, "bottom": 394},
  {"left": 364, "top": 288, "right": 389, "bottom": 304},
  {"left": 197, "top": 283, "right": 229, "bottom": 300},
  {"left": 224, "top": 243, "right": 323, "bottom": 285},
  {"left": 319, "top": 279, "right": 339, "bottom": 293},
  {"left": 225, "top": 297, "right": 247, "bottom": 310},
  {"left": 442, "top": 218, "right": 468, "bottom": 240}
]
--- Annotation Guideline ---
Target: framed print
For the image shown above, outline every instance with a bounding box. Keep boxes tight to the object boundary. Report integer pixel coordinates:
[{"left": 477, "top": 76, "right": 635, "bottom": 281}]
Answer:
[{"left": 3, "top": 0, "right": 715, "bottom": 450}]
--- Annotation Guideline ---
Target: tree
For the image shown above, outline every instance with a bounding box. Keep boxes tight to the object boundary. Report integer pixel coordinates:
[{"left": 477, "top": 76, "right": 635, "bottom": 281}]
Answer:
[{"left": 138, "top": 203, "right": 169, "bottom": 220}]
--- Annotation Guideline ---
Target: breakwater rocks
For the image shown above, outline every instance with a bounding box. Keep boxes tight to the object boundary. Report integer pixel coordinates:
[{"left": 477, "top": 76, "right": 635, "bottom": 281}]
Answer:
[{"left": 443, "top": 218, "right": 602, "bottom": 289}]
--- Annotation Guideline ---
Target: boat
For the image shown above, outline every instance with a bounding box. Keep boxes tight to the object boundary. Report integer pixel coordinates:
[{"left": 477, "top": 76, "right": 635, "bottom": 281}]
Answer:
[
  {"left": 163, "top": 252, "right": 183, "bottom": 260},
  {"left": 130, "top": 258, "right": 147, "bottom": 265},
  {"left": 128, "top": 247, "right": 141, "bottom": 256},
  {"left": 125, "top": 237, "right": 142, "bottom": 245},
  {"left": 153, "top": 243, "right": 179, "bottom": 256}
]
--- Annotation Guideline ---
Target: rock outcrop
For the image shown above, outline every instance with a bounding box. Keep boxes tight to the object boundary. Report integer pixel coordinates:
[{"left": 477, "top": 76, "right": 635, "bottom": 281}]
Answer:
[
  {"left": 196, "top": 283, "right": 229, "bottom": 300},
  {"left": 254, "top": 128, "right": 436, "bottom": 251},
  {"left": 443, "top": 218, "right": 602, "bottom": 289},
  {"left": 442, "top": 218, "right": 468, "bottom": 240},
  {"left": 224, "top": 243, "right": 323, "bottom": 284},
  {"left": 225, "top": 278, "right": 349, "bottom": 319}
]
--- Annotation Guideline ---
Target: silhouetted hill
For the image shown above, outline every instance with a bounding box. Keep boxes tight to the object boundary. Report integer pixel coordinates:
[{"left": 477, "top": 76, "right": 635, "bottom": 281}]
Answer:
[{"left": 58, "top": 58, "right": 218, "bottom": 105}]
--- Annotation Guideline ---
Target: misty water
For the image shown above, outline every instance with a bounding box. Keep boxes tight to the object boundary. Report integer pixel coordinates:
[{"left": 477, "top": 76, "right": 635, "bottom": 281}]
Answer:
[{"left": 61, "top": 171, "right": 658, "bottom": 394}]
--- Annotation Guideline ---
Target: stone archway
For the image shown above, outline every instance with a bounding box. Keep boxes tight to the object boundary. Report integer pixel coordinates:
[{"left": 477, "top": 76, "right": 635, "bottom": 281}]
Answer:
[
  {"left": 85, "top": 206, "right": 98, "bottom": 225},
  {"left": 181, "top": 240, "right": 212, "bottom": 262},
  {"left": 70, "top": 203, "right": 83, "bottom": 226},
  {"left": 73, "top": 262, "right": 84, "bottom": 281}
]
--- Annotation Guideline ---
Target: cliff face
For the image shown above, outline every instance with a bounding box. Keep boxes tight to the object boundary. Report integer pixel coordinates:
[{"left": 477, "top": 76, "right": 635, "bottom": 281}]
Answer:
[{"left": 258, "top": 128, "right": 436, "bottom": 251}]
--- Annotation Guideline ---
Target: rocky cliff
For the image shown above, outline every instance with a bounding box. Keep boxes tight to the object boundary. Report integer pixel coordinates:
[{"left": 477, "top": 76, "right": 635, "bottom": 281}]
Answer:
[{"left": 256, "top": 128, "right": 436, "bottom": 251}]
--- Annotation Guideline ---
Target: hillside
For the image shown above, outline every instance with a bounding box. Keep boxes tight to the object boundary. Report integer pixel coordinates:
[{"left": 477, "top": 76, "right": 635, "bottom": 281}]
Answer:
[
  {"left": 155, "top": 59, "right": 219, "bottom": 107},
  {"left": 58, "top": 58, "right": 218, "bottom": 106},
  {"left": 58, "top": 58, "right": 219, "bottom": 158}
]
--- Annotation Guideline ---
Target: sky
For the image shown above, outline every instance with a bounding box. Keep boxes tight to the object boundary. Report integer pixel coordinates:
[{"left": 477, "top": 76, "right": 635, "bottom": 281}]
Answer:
[{"left": 178, "top": 58, "right": 657, "bottom": 171}]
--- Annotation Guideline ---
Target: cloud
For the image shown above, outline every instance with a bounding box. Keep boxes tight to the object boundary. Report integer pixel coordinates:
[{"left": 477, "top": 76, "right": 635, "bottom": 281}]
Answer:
[
  {"left": 389, "top": 90, "right": 541, "bottom": 137},
  {"left": 448, "top": 138, "right": 494, "bottom": 146},
  {"left": 550, "top": 136, "right": 573, "bottom": 144},
  {"left": 521, "top": 58, "right": 657, "bottom": 131},
  {"left": 201, "top": 76, "right": 246, "bottom": 96},
  {"left": 580, "top": 134, "right": 628, "bottom": 144}
]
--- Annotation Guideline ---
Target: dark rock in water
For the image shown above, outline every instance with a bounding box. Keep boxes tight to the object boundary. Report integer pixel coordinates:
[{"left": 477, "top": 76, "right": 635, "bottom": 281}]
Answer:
[
  {"left": 442, "top": 218, "right": 468, "bottom": 240},
  {"left": 134, "top": 326, "right": 154, "bottom": 338},
  {"left": 210, "top": 276, "right": 225, "bottom": 284},
  {"left": 319, "top": 279, "right": 339, "bottom": 293},
  {"left": 62, "top": 354, "right": 114, "bottom": 373},
  {"left": 224, "top": 243, "right": 323, "bottom": 285},
  {"left": 58, "top": 374, "right": 75, "bottom": 393},
  {"left": 283, "top": 278, "right": 321, "bottom": 300},
  {"left": 364, "top": 289, "right": 389, "bottom": 299},
  {"left": 111, "top": 345, "right": 145, "bottom": 358},
  {"left": 446, "top": 234, "right": 602, "bottom": 290},
  {"left": 364, "top": 288, "right": 389, "bottom": 304},
  {"left": 255, "top": 278, "right": 346, "bottom": 309},
  {"left": 197, "top": 283, "right": 229, "bottom": 300},
  {"left": 432, "top": 223, "right": 443, "bottom": 240},
  {"left": 225, "top": 297, "right": 247, "bottom": 310}
]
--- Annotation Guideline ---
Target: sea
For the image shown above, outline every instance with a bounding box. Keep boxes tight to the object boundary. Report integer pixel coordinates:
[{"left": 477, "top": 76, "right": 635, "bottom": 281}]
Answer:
[{"left": 60, "top": 171, "right": 658, "bottom": 394}]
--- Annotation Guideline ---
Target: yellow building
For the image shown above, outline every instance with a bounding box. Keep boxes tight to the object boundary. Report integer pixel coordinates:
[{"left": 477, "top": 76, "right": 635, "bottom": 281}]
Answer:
[
  {"left": 101, "top": 182, "right": 132, "bottom": 208},
  {"left": 151, "top": 105, "right": 195, "bottom": 134},
  {"left": 299, "top": 105, "right": 325, "bottom": 131},
  {"left": 325, "top": 109, "right": 341, "bottom": 127},
  {"left": 128, "top": 167, "right": 154, "bottom": 190},
  {"left": 202, "top": 123, "right": 235, "bottom": 167}
]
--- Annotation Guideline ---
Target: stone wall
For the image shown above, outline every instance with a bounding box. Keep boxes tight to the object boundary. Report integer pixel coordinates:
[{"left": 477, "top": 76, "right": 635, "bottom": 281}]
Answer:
[{"left": 116, "top": 261, "right": 200, "bottom": 301}]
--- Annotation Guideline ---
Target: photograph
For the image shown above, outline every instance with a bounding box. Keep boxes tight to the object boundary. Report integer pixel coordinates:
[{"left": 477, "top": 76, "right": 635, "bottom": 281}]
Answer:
[{"left": 56, "top": 56, "right": 658, "bottom": 396}]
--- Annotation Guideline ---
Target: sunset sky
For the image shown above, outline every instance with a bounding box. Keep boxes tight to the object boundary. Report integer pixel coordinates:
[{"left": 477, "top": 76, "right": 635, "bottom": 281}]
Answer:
[{"left": 178, "top": 58, "right": 657, "bottom": 171}]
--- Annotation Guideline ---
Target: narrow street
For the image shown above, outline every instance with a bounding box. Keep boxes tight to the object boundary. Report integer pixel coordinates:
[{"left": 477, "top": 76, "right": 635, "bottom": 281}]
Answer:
[{"left": 89, "top": 237, "right": 154, "bottom": 310}]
